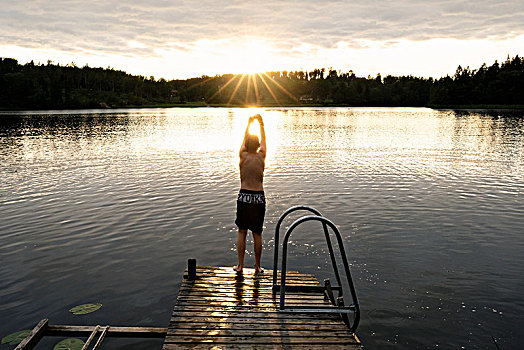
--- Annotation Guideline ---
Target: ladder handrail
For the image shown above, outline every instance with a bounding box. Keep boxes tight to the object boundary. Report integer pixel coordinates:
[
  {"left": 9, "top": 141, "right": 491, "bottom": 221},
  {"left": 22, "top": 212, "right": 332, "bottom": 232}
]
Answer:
[
  {"left": 272, "top": 206, "right": 342, "bottom": 290},
  {"left": 279, "top": 215, "right": 360, "bottom": 333}
]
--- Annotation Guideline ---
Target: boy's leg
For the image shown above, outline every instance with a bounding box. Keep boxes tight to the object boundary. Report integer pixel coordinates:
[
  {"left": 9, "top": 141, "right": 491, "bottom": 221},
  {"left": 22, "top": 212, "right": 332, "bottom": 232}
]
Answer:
[
  {"left": 253, "top": 232, "right": 263, "bottom": 273},
  {"left": 234, "top": 229, "right": 248, "bottom": 272}
]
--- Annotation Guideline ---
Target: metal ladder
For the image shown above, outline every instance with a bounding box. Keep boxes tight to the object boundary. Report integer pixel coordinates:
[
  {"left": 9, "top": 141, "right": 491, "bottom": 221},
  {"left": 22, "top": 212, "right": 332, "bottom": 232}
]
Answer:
[{"left": 272, "top": 206, "right": 360, "bottom": 333}]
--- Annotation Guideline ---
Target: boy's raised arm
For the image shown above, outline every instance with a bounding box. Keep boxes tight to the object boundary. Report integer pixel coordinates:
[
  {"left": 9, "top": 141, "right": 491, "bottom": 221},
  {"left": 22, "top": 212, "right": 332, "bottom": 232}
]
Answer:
[
  {"left": 255, "top": 114, "right": 266, "bottom": 157},
  {"left": 240, "top": 116, "right": 255, "bottom": 156}
]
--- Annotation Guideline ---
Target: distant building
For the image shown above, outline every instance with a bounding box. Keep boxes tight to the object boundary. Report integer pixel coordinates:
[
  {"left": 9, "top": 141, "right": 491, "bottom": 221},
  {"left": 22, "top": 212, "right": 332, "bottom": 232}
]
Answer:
[
  {"left": 299, "top": 95, "right": 314, "bottom": 103},
  {"left": 170, "top": 89, "right": 180, "bottom": 102}
]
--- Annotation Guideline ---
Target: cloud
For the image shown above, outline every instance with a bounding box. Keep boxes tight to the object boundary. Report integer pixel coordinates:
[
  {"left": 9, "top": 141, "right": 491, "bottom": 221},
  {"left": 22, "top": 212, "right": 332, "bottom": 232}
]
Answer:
[
  {"left": 2, "top": 0, "right": 523, "bottom": 53},
  {"left": 0, "top": 0, "right": 523, "bottom": 78}
]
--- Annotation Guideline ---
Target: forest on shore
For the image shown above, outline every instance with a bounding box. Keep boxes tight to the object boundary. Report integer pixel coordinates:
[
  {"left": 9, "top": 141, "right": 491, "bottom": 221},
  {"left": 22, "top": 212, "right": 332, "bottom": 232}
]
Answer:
[{"left": 0, "top": 55, "right": 523, "bottom": 110}]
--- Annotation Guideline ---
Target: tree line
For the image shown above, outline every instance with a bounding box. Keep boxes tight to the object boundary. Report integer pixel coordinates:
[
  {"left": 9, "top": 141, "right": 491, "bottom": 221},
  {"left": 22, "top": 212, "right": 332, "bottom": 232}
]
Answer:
[{"left": 0, "top": 55, "right": 522, "bottom": 109}]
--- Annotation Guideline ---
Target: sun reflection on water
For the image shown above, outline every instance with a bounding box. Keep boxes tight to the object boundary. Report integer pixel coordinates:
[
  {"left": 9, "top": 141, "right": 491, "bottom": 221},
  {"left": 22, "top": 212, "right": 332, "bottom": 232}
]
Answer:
[
  {"left": 1, "top": 107, "right": 523, "bottom": 350},
  {"left": 2, "top": 108, "right": 522, "bottom": 178}
]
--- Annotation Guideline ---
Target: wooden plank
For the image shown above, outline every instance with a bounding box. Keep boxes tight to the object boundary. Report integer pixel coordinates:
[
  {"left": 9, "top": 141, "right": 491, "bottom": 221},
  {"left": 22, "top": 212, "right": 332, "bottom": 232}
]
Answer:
[
  {"left": 175, "top": 294, "right": 326, "bottom": 303},
  {"left": 164, "top": 335, "right": 359, "bottom": 344},
  {"left": 15, "top": 319, "right": 48, "bottom": 350},
  {"left": 176, "top": 289, "right": 326, "bottom": 299},
  {"left": 182, "top": 270, "right": 318, "bottom": 281},
  {"left": 169, "top": 315, "right": 343, "bottom": 325},
  {"left": 174, "top": 301, "right": 328, "bottom": 308},
  {"left": 176, "top": 289, "right": 325, "bottom": 297},
  {"left": 170, "top": 314, "right": 343, "bottom": 323},
  {"left": 175, "top": 296, "right": 326, "bottom": 304},
  {"left": 189, "top": 271, "right": 318, "bottom": 281},
  {"left": 91, "top": 326, "right": 109, "bottom": 350},
  {"left": 177, "top": 284, "right": 325, "bottom": 293},
  {"left": 187, "top": 270, "right": 318, "bottom": 280},
  {"left": 184, "top": 273, "right": 319, "bottom": 280},
  {"left": 187, "top": 270, "right": 307, "bottom": 278},
  {"left": 179, "top": 283, "right": 319, "bottom": 292},
  {"left": 164, "top": 344, "right": 358, "bottom": 350},
  {"left": 170, "top": 312, "right": 345, "bottom": 323},
  {"left": 172, "top": 306, "right": 335, "bottom": 314},
  {"left": 81, "top": 325, "right": 100, "bottom": 350},
  {"left": 190, "top": 266, "right": 300, "bottom": 274},
  {"left": 169, "top": 318, "right": 347, "bottom": 327},
  {"left": 179, "top": 282, "right": 321, "bottom": 291},
  {"left": 168, "top": 322, "right": 349, "bottom": 331},
  {"left": 185, "top": 277, "right": 321, "bottom": 285},
  {"left": 183, "top": 270, "right": 318, "bottom": 278},
  {"left": 178, "top": 284, "right": 324, "bottom": 292},
  {"left": 167, "top": 329, "right": 353, "bottom": 337},
  {"left": 182, "top": 279, "right": 320, "bottom": 287},
  {"left": 170, "top": 306, "right": 345, "bottom": 318},
  {"left": 175, "top": 291, "right": 319, "bottom": 300},
  {"left": 177, "top": 285, "right": 319, "bottom": 294},
  {"left": 174, "top": 298, "right": 327, "bottom": 306},
  {"left": 46, "top": 325, "right": 167, "bottom": 338},
  {"left": 172, "top": 302, "right": 328, "bottom": 310},
  {"left": 175, "top": 291, "right": 328, "bottom": 301},
  {"left": 188, "top": 272, "right": 317, "bottom": 281},
  {"left": 171, "top": 302, "right": 337, "bottom": 312},
  {"left": 173, "top": 301, "right": 329, "bottom": 309},
  {"left": 175, "top": 294, "right": 325, "bottom": 301}
]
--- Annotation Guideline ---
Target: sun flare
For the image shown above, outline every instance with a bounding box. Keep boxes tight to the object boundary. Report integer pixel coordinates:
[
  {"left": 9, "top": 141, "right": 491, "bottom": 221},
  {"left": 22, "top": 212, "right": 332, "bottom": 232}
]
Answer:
[
  {"left": 225, "top": 39, "right": 275, "bottom": 74},
  {"left": 248, "top": 119, "right": 262, "bottom": 137}
]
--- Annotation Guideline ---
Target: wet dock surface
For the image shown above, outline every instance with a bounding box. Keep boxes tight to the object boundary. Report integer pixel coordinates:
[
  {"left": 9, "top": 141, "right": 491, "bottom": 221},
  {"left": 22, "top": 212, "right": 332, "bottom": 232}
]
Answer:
[{"left": 163, "top": 265, "right": 361, "bottom": 349}]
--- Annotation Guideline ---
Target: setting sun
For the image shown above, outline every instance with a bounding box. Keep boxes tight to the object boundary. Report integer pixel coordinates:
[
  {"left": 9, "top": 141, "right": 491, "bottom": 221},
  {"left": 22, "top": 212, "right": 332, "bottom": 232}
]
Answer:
[
  {"left": 248, "top": 118, "right": 262, "bottom": 137},
  {"left": 223, "top": 39, "right": 276, "bottom": 74}
]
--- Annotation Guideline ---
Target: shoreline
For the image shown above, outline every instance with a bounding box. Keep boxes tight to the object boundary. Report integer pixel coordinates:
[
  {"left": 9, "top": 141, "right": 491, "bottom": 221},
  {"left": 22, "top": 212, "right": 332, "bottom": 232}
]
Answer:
[{"left": 1, "top": 103, "right": 524, "bottom": 112}]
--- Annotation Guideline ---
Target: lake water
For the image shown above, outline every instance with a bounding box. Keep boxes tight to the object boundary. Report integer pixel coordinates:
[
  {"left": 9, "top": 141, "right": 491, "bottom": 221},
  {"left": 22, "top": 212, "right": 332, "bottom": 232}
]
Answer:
[{"left": 1, "top": 107, "right": 523, "bottom": 349}]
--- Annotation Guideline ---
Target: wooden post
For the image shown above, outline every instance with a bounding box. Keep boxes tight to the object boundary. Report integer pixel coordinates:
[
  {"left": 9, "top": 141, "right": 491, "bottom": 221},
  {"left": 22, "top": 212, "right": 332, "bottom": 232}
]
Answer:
[
  {"left": 15, "top": 319, "right": 48, "bottom": 350},
  {"left": 187, "top": 259, "right": 197, "bottom": 280}
]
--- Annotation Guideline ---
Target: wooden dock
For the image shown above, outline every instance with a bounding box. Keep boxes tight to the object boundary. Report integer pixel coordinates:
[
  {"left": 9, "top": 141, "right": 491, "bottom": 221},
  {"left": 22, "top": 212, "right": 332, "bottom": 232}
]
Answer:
[
  {"left": 13, "top": 264, "right": 360, "bottom": 349},
  {"left": 163, "top": 265, "right": 361, "bottom": 349}
]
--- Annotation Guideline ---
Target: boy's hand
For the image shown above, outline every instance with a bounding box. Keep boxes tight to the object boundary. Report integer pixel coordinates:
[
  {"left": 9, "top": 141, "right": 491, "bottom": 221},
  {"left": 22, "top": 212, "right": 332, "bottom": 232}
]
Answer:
[{"left": 254, "top": 114, "right": 263, "bottom": 124}]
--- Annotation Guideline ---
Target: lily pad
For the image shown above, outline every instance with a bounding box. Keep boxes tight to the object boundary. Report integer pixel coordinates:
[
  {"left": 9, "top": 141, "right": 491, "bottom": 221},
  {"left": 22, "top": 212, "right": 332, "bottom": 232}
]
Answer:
[
  {"left": 69, "top": 303, "right": 102, "bottom": 315},
  {"left": 1, "top": 330, "right": 31, "bottom": 345},
  {"left": 53, "top": 338, "right": 84, "bottom": 350}
]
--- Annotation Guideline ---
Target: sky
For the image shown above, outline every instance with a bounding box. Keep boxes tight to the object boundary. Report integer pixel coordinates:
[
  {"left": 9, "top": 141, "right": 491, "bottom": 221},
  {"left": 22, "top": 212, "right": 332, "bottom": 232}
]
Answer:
[{"left": 1, "top": 0, "right": 523, "bottom": 79}]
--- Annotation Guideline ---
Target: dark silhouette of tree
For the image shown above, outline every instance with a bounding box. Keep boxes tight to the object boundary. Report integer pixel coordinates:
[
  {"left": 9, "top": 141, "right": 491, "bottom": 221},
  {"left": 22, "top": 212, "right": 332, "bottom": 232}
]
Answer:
[{"left": 1, "top": 55, "right": 523, "bottom": 109}]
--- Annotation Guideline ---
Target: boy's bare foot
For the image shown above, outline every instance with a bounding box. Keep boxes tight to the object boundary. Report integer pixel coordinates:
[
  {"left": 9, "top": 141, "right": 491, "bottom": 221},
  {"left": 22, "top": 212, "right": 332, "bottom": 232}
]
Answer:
[{"left": 233, "top": 265, "right": 243, "bottom": 272}]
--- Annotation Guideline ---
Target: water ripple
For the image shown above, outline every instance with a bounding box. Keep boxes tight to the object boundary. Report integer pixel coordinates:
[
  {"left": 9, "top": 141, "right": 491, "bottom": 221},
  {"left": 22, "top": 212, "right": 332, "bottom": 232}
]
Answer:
[{"left": 1, "top": 108, "right": 523, "bottom": 349}]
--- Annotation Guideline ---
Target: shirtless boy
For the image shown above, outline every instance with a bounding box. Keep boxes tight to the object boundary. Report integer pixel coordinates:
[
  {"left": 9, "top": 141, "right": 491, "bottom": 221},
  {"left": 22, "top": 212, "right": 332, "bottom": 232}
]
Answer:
[{"left": 234, "top": 114, "right": 266, "bottom": 274}]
